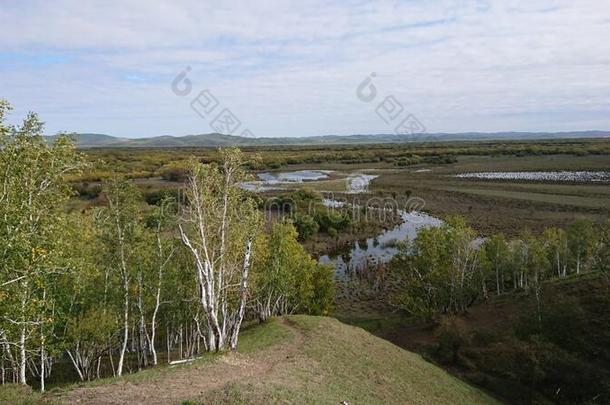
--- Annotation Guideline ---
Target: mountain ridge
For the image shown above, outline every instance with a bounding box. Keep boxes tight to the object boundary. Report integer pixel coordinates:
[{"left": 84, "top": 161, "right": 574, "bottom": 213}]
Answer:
[{"left": 47, "top": 131, "right": 610, "bottom": 148}]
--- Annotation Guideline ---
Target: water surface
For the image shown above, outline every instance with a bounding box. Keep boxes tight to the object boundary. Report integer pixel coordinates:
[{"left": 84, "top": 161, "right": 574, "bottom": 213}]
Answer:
[
  {"left": 241, "top": 170, "right": 331, "bottom": 191},
  {"left": 319, "top": 210, "right": 442, "bottom": 277}
]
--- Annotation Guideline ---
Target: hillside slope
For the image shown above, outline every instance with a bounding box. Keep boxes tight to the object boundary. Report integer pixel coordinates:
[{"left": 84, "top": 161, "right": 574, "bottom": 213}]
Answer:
[
  {"left": 34, "top": 316, "right": 497, "bottom": 404},
  {"left": 349, "top": 272, "right": 610, "bottom": 403}
]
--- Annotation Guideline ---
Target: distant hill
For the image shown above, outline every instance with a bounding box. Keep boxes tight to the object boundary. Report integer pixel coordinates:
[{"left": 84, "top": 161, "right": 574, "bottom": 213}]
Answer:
[
  {"left": 45, "top": 133, "right": 131, "bottom": 147},
  {"left": 47, "top": 131, "right": 610, "bottom": 148}
]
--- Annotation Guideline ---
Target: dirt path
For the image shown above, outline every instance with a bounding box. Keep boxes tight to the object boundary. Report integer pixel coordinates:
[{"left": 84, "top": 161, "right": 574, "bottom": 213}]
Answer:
[{"left": 54, "top": 318, "right": 304, "bottom": 404}]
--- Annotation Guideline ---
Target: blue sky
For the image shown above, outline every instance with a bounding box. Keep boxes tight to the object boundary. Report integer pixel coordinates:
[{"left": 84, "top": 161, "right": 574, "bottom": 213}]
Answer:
[{"left": 1, "top": 0, "right": 610, "bottom": 138}]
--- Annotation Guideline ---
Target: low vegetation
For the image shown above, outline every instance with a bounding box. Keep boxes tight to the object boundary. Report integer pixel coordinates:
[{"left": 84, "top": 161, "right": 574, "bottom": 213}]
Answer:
[{"left": 72, "top": 137, "right": 610, "bottom": 182}]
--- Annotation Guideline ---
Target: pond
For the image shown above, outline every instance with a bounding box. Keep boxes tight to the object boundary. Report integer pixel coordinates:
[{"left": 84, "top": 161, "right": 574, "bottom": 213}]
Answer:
[
  {"left": 241, "top": 170, "right": 382, "bottom": 193},
  {"left": 455, "top": 171, "right": 610, "bottom": 182},
  {"left": 241, "top": 170, "right": 332, "bottom": 192},
  {"left": 346, "top": 174, "right": 378, "bottom": 193},
  {"left": 258, "top": 170, "right": 331, "bottom": 183},
  {"left": 319, "top": 208, "right": 442, "bottom": 299}
]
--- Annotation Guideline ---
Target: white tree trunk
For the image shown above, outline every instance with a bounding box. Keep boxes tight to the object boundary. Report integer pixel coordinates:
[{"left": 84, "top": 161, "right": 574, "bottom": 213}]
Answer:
[
  {"left": 230, "top": 240, "right": 252, "bottom": 351},
  {"left": 18, "top": 326, "right": 26, "bottom": 385},
  {"left": 117, "top": 276, "right": 129, "bottom": 377},
  {"left": 150, "top": 295, "right": 160, "bottom": 366},
  {"left": 40, "top": 338, "right": 45, "bottom": 392},
  {"left": 66, "top": 349, "right": 85, "bottom": 381}
]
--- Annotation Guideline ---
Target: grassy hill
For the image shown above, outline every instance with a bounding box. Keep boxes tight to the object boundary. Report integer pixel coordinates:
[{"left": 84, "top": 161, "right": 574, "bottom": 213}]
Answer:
[
  {"left": 343, "top": 272, "right": 610, "bottom": 404},
  {"left": 2, "top": 316, "right": 498, "bottom": 404}
]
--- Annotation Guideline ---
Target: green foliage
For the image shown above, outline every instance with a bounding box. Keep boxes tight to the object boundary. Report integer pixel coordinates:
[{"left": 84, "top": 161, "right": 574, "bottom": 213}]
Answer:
[
  {"left": 142, "top": 188, "right": 181, "bottom": 206},
  {"left": 481, "top": 233, "right": 510, "bottom": 295},
  {"left": 389, "top": 216, "right": 484, "bottom": 318},
  {"left": 541, "top": 227, "right": 569, "bottom": 277},
  {"left": 293, "top": 214, "right": 319, "bottom": 240},
  {"left": 391, "top": 213, "right": 610, "bottom": 323},
  {"left": 593, "top": 220, "right": 610, "bottom": 276},
  {"left": 0, "top": 101, "right": 85, "bottom": 385},
  {"left": 252, "top": 223, "right": 334, "bottom": 320},
  {"left": 567, "top": 218, "right": 599, "bottom": 274},
  {"left": 310, "top": 264, "right": 335, "bottom": 316},
  {"left": 314, "top": 211, "right": 351, "bottom": 233}
]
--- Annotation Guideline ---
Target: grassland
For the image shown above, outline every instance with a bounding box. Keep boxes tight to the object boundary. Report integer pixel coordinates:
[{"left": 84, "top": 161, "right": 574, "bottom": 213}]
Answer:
[
  {"left": 75, "top": 139, "right": 610, "bottom": 236},
  {"left": 77, "top": 138, "right": 610, "bottom": 180},
  {"left": 368, "top": 154, "right": 610, "bottom": 235},
  {"left": 3, "top": 317, "right": 498, "bottom": 404}
]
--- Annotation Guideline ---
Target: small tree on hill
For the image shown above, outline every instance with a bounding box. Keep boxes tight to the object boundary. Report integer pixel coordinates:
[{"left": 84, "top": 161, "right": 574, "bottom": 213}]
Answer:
[
  {"left": 567, "top": 218, "right": 598, "bottom": 275},
  {"left": 179, "top": 148, "right": 261, "bottom": 351},
  {"left": 252, "top": 222, "right": 334, "bottom": 321},
  {"left": 389, "top": 216, "right": 483, "bottom": 318}
]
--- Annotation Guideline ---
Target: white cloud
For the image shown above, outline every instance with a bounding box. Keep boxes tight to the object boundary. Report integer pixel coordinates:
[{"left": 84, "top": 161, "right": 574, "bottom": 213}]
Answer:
[{"left": 1, "top": 0, "right": 610, "bottom": 136}]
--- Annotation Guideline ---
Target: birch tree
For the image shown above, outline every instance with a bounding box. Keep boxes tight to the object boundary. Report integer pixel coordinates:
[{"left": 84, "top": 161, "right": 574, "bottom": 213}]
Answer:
[
  {"left": 0, "top": 101, "right": 83, "bottom": 386},
  {"left": 252, "top": 222, "right": 334, "bottom": 321},
  {"left": 179, "top": 148, "right": 261, "bottom": 351},
  {"left": 567, "top": 218, "right": 597, "bottom": 275},
  {"left": 520, "top": 230, "right": 550, "bottom": 325},
  {"left": 482, "top": 234, "right": 509, "bottom": 295},
  {"left": 62, "top": 214, "right": 118, "bottom": 381},
  {"left": 142, "top": 196, "right": 177, "bottom": 366},
  {"left": 389, "top": 217, "right": 483, "bottom": 317},
  {"left": 98, "top": 177, "right": 142, "bottom": 376},
  {"left": 542, "top": 227, "right": 569, "bottom": 277}
]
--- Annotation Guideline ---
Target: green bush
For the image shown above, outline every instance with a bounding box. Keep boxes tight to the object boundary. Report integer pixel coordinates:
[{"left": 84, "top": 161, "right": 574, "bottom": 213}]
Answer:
[{"left": 293, "top": 214, "right": 319, "bottom": 240}]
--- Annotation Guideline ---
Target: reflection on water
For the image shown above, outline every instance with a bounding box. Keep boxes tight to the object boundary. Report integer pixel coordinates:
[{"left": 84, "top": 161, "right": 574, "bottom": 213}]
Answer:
[
  {"left": 241, "top": 170, "right": 381, "bottom": 193},
  {"left": 319, "top": 210, "right": 442, "bottom": 299},
  {"left": 346, "top": 174, "right": 378, "bottom": 193},
  {"left": 259, "top": 170, "right": 331, "bottom": 183},
  {"left": 322, "top": 198, "right": 346, "bottom": 207},
  {"left": 241, "top": 170, "right": 332, "bottom": 192}
]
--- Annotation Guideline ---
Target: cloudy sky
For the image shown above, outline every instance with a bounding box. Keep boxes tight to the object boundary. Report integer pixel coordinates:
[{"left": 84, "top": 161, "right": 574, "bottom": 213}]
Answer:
[{"left": 1, "top": 0, "right": 610, "bottom": 138}]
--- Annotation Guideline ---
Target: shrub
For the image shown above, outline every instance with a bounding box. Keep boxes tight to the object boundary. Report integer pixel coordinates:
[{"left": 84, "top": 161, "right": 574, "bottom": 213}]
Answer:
[
  {"left": 434, "top": 316, "right": 471, "bottom": 365},
  {"left": 293, "top": 214, "right": 319, "bottom": 240}
]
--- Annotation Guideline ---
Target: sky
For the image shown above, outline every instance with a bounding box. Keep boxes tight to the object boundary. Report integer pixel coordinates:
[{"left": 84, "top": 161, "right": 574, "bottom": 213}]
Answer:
[{"left": 1, "top": 0, "right": 610, "bottom": 138}]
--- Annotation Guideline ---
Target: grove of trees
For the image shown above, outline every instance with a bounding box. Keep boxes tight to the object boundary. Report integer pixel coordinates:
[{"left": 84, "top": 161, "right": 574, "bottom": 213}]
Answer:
[
  {"left": 0, "top": 101, "right": 333, "bottom": 390},
  {"left": 389, "top": 215, "right": 609, "bottom": 319}
]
